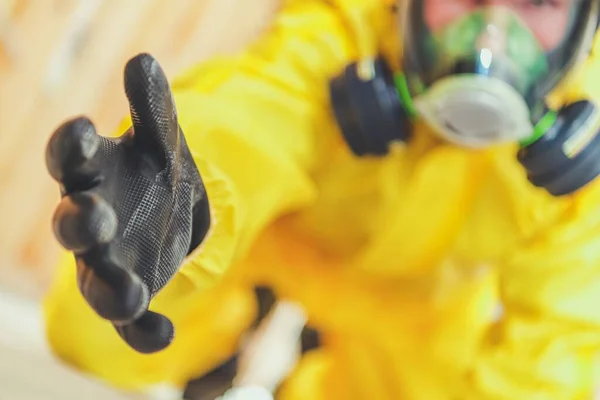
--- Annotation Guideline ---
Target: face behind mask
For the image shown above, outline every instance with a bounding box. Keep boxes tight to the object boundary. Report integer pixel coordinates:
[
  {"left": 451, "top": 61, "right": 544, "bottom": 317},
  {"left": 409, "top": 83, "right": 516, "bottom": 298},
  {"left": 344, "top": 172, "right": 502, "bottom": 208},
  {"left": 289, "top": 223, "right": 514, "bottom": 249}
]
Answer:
[{"left": 399, "top": 0, "right": 597, "bottom": 147}]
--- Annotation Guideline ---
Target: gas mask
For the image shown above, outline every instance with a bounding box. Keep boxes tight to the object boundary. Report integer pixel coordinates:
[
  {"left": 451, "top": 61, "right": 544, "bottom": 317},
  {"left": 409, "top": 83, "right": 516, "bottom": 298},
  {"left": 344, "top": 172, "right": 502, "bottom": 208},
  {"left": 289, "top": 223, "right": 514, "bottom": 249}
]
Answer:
[
  {"left": 329, "top": 0, "right": 600, "bottom": 195},
  {"left": 400, "top": 0, "right": 596, "bottom": 147}
]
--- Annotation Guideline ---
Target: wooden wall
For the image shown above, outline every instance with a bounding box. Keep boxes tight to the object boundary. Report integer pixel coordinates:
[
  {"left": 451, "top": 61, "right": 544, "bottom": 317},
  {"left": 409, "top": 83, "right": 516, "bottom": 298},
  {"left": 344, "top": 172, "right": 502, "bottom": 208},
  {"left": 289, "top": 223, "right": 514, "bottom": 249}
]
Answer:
[{"left": 0, "top": 0, "right": 279, "bottom": 299}]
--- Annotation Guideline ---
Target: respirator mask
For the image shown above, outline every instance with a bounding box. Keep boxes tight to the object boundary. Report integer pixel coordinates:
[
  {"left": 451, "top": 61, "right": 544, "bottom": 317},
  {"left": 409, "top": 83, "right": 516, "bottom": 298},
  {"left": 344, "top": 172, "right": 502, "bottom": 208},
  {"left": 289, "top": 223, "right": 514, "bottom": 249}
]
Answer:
[
  {"left": 329, "top": 0, "right": 600, "bottom": 195},
  {"left": 400, "top": 0, "right": 596, "bottom": 147}
]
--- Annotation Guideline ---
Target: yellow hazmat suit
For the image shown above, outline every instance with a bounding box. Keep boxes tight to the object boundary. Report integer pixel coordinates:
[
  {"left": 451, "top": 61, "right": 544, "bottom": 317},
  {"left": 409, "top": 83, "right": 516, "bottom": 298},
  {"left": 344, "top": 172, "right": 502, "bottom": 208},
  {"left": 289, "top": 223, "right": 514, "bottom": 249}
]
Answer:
[{"left": 43, "top": 0, "right": 600, "bottom": 399}]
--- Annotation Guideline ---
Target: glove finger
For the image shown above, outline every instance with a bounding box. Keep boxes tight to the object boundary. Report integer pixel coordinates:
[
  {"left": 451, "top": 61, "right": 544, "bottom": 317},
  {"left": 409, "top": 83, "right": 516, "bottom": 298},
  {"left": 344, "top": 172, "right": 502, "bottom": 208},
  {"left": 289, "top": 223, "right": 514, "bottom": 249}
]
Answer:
[
  {"left": 77, "top": 245, "right": 149, "bottom": 323},
  {"left": 46, "top": 117, "right": 102, "bottom": 194},
  {"left": 114, "top": 310, "right": 174, "bottom": 354},
  {"left": 123, "top": 53, "right": 179, "bottom": 170},
  {"left": 52, "top": 192, "right": 117, "bottom": 254}
]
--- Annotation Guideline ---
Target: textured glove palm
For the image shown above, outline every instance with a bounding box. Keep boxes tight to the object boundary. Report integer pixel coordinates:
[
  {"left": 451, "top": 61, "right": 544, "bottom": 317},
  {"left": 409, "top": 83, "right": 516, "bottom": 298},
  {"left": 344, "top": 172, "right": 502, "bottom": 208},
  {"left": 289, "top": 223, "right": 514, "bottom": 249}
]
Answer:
[{"left": 46, "top": 53, "right": 211, "bottom": 354}]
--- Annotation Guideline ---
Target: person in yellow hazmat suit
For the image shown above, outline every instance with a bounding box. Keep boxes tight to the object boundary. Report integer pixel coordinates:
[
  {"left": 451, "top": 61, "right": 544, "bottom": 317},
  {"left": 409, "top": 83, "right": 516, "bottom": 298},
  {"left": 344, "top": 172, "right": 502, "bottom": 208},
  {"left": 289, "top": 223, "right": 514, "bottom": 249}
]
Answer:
[{"left": 42, "top": 0, "right": 600, "bottom": 398}]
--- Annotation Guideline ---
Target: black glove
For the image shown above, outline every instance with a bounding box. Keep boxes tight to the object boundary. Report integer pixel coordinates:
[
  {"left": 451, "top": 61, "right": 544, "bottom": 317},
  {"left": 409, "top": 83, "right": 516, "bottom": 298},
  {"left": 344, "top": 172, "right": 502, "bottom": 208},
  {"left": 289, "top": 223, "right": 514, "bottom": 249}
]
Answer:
[{"left": 45, "top": 53, "right": 211, "bottom": 353}]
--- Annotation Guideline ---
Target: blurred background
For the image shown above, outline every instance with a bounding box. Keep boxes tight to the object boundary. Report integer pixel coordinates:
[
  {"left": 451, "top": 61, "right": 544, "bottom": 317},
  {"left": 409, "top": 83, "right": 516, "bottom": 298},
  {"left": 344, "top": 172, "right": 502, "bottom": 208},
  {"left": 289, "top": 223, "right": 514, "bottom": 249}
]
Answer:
[{"left": 0, "top": 0, "right": 279, "bottom": 398}]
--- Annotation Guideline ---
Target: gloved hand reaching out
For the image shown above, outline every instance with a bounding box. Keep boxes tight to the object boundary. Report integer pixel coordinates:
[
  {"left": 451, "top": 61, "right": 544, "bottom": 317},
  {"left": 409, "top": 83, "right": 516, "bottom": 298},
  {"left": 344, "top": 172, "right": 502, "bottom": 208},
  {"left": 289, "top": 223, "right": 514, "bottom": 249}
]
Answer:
[{"left": 45, "top": 53, "right": 211, "bottom": 354}]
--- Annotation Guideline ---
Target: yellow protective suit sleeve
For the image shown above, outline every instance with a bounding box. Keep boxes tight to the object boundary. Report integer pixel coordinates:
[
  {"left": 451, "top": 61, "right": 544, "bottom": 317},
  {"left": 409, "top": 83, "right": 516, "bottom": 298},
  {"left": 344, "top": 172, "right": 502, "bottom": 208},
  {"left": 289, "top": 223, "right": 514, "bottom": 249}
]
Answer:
[
  {"left": 43, "top": 0, "right": 356, "bottom": 389},
  {"left": 465, "top": 183, "right": 600, "bottom": 399}
]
